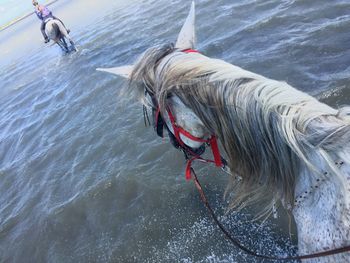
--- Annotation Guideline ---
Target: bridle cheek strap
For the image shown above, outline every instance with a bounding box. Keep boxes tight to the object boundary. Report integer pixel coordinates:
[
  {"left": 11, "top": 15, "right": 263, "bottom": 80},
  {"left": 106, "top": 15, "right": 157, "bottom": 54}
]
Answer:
[
  {"left": 209, "top": 136, "right": 222, "bottom": 167},
  {"left": 153, "top": 48, "right": 223, "bottom": 180}
]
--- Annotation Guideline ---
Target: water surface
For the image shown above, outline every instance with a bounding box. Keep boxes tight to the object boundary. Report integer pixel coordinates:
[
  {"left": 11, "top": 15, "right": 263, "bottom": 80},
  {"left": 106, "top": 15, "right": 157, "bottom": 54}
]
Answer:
[{"left": 0, "top": 0, "right": 350, "bottom": 262}]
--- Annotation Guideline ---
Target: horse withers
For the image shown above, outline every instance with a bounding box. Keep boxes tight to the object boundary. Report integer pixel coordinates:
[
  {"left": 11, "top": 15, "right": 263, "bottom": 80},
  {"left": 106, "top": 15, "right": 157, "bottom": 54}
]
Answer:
[
  {"left": 98, "top": 2, "right": 350, "bottom": 262},
  {"left": 45, "top": 18, "right": 77, "bottom": 53}
]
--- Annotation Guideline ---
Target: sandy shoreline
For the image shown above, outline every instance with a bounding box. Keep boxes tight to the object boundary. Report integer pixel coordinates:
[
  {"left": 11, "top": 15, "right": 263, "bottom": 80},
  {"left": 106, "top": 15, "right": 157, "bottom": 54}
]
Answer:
[{"left": 0, "top": 0, "right": 60, "bottom": 32}]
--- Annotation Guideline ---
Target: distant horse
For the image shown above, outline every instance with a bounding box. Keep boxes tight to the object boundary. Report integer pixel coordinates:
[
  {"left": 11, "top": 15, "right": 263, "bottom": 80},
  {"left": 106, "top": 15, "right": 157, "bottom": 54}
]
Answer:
[
  {"left": 45, "top": 18, "right": 77, "bottom": 53},
  {"left": 98, "top": 2, "right": 350, "bottom": 262}
]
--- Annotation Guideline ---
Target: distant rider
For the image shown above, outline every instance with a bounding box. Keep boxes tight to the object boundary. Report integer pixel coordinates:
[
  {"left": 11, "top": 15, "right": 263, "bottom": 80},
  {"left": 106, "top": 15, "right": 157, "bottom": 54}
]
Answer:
[{"left": 32, "top": 0, "right": 70, "bottom": 43}]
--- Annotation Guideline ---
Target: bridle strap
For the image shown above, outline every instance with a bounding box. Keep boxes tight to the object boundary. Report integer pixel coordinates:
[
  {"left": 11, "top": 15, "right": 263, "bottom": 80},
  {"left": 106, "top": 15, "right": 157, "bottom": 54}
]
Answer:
[
  {"left": 166, "top": 107, "right": 223, "bottom": 180},
  {"left": 182, "top": 48, "right": 199, "bottom": 53}
]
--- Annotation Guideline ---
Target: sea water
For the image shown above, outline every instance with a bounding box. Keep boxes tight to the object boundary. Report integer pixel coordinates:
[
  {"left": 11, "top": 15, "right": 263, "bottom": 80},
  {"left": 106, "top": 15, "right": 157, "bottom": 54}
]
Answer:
[{"left": 0, "top": 0, "right": 349, "bottom": 262}]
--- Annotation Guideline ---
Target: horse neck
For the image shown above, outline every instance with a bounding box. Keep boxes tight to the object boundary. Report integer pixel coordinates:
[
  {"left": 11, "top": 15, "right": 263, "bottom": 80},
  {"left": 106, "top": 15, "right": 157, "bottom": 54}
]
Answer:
[{"left": 292, "top": 151, "right": 350, "bottom": 262}]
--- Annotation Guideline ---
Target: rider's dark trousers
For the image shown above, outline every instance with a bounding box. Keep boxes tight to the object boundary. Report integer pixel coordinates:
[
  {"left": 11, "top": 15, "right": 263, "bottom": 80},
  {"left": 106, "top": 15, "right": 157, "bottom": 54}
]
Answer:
[{"left": 40, "top": 16, "right": 67, "bottom": 40}]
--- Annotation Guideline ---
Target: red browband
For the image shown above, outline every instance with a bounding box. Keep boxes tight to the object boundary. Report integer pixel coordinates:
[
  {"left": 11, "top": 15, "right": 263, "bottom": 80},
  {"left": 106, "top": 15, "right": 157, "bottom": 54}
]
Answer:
[{"left": 182, "top": 48, "right": 199, "bottom": 53}]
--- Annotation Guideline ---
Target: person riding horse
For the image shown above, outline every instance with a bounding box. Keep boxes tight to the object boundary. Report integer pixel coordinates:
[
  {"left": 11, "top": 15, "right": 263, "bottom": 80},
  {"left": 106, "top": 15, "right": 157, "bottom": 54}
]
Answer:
[{"left": 32, "top": 0, "right": 69, "bottom": 43}]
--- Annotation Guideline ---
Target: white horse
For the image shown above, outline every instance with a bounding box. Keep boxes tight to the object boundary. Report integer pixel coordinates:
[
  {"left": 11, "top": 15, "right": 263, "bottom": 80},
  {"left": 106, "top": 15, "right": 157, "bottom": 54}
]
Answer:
[
  {"left": 98, "top": 2, "right": 350, "bottom": 262},
  {"left": 45, "top": 18, "right": 77, "bottom": 53}
]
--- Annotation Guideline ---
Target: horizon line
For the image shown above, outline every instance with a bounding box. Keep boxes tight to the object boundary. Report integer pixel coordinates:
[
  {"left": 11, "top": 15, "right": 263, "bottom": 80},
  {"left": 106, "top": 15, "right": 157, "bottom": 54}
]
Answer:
[{"left": 0, "top": 0, "right": 60, "bottom": 32}]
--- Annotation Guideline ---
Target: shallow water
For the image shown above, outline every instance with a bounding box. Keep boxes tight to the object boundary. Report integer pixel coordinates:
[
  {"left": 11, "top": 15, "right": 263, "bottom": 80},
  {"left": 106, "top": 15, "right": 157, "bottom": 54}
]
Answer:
[{"left": 0, "top": 0, "right": 350, "bottom": 262}]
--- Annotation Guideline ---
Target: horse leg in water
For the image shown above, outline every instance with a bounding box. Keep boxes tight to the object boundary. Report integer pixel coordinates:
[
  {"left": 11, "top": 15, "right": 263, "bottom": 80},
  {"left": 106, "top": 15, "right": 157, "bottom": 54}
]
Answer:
[
  {"left": 61, "top": 37, "right": 69, "bottom": 51},
  {"left": 61, "top": 33, "right": 77, "bottom": 52},
  {"left": 56, "top": 21, "right": 78, "bottom": 52},
  {"left": 67, "top": 36, "right": 77, "bottom": 52},
  {"left": 56, "top": 39, "right": 69, "bottom": 52}
]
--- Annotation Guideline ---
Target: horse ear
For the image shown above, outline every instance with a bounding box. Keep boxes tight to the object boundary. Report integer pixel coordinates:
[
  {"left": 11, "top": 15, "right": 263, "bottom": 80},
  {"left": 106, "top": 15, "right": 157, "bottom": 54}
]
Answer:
[
  {"left": 175, "top": 1, "right": 196, "bottom": 50},
  {"left": 96, "top": 65, "right": 134, "bottom": 79}
]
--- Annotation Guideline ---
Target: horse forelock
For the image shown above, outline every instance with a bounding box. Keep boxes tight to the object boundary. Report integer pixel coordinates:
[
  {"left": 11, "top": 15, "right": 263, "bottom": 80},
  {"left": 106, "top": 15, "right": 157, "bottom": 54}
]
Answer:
[
  {"left": 129, "top": 44, "right": 175, "bottom": 105},
  {"left": 129, "top": 44, "right": 350, "bottom": 216}
]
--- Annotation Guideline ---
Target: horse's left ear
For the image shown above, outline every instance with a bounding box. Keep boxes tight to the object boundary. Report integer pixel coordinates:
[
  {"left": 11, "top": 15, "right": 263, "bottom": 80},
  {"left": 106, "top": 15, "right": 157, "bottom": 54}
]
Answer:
[
  {"left": 96, "top": 65, "right": 134, "bottom": 79},
  {"left": 175, "top": 1, "right": 196, "bottom": 50}
]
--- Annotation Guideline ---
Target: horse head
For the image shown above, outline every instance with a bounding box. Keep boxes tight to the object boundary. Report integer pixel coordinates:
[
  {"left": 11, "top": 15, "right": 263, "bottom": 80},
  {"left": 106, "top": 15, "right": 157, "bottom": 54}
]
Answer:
[
  {"left": 98, "top": 2, "right": 210, "bottom": 152},
  {"left": 98, "top": 2, "right": 350, "bottom": 261}
]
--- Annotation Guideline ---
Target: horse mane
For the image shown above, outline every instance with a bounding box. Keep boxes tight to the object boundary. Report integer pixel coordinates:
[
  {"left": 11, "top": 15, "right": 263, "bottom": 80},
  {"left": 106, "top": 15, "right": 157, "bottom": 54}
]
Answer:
[{"left": 129, "top": 44, "right": 350, "bottom": 216}]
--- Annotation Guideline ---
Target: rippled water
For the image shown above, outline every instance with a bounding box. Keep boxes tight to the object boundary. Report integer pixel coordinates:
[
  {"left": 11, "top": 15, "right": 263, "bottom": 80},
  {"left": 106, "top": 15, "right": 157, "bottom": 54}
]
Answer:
[{"left": 0, "top": 0, "right": 349, "bottom": 262}]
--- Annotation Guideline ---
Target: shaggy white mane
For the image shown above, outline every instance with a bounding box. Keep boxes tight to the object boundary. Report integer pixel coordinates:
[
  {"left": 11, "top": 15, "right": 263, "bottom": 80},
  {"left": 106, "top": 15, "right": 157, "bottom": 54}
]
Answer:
[{"left": 129, "top": 44, "right": 350, "bottom": 217}]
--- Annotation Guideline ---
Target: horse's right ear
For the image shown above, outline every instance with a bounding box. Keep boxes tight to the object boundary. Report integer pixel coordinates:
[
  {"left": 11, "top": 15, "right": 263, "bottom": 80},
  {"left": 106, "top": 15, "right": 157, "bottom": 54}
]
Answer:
[
  {"left": 175, "top": 1, "right": 196, "bottom": 50},
  {"left": 96, "top": 65, "right": 134, "bottom": 79}
]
